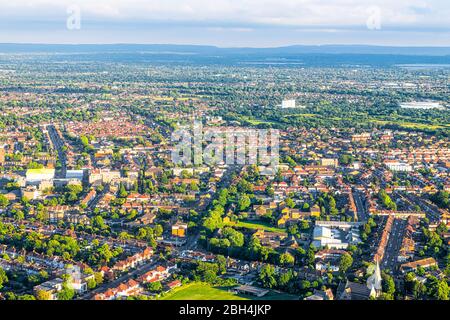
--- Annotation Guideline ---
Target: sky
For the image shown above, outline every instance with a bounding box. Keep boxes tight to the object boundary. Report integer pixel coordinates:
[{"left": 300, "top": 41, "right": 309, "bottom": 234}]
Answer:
[{"left": 0, "top": 0, "right": 449, "bottom": 47}]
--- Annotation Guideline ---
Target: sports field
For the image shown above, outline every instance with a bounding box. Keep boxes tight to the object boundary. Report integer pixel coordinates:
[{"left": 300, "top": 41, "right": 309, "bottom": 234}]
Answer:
[
  {"left": 160, "top": 283, "right": 248, "bottom": 300},
  {"left": 160, "top": 283, "right": 298, "bottom": 300}
]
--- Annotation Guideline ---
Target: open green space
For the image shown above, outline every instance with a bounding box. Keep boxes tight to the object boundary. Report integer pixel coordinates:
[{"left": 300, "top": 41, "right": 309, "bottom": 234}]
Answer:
[
  {"left": 160, "top": 283, "right": 248, "bottom": 300},
  {"left": 369, "top": 119, "right": 450, "bottom": 130},
  {"left": 160, "top": 283, "right": 298, "bottom": 300},
  {"left": 227, "top": 220, "right": 287, "bottom": 234}
]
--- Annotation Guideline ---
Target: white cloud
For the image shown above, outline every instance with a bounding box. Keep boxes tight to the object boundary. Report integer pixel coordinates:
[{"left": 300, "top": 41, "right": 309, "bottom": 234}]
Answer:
[
  {"left": 207, "top": 27, "right": 254, "bottom": 32},
  {"left": 0, "top": 0, "right": 448, "bottom": 29}
]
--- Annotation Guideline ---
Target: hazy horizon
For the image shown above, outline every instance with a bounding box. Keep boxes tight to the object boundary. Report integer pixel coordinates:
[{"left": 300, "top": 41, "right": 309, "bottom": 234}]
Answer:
[
  {"left": 1, "top": 42, "right": 450, "bottom": 49},
  {"left": 1, "top": 0, "right": 450, "bottom": 47}
]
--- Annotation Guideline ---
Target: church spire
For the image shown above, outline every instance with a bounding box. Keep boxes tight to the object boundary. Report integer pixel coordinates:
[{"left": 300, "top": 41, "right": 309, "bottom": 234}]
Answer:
[{"left": 367, "top": 258, "right": 382, "bottom": 297}]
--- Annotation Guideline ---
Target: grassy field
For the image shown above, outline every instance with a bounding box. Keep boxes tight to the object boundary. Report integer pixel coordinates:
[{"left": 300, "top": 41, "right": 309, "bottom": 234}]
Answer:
[
  {"left": 369, "top": 119, "right": 449, "bottom": 130},
  {"left": 283, "top": 113, "right": 316, "bottom": 119},
  {"left": 240, "top": 116, "right": 276, "bottom": 126},
  {"left": 160, "top": 283, "right": 248, "bottom": 300},
  {"left": 238, "top": 112, "right": 450, "bottom": 134},
  {"left": 160, "top": 283, "right": 298, "bottom": 300},
  {"left": 227, "top": 220, "right": 287, "bottom": 234}
]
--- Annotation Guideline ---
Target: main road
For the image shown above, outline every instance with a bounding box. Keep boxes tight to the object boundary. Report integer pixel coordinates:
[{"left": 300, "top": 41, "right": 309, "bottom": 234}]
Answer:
[
  {"left": 381, "top": 218, "right": 407, "bottom": 273},
  {"left": 353, "top": 190, "right": 369, "bottom": 222},
  {"left": 47, "top": 124, "right": 67, "bottom": 179}
]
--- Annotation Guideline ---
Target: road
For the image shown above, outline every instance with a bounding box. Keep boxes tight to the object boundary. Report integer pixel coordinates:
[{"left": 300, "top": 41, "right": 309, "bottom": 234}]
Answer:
[
  {"left": 47, "top": 124, "right": 67, "bottom": 178},
  {"left": 401, "top": 193, "right": 441, "bottom": 222},
  {"left": 180, "top": 165, "right": 242, "bottom": 252},
  {"left": 88, "top": 184, "right": 110, "bottom": 210},
  {"left": 353, "top": 190, "right": 369, "bottom": 222},
  {"left": 381, "top": 218, "right": 407, "bottom": 273}
]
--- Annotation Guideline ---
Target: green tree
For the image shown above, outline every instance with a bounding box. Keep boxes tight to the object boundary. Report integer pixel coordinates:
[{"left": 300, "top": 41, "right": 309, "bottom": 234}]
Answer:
[
  {"left": 222, "top": 228, "right": 244, "bottom": 247},
  {"left": 279, "top": 252, "right": 295, "bottom": 266},
  {"left": 237, "top": 194, "right": 251, "bottom": 211},
  {"left": 0, "top": 267, "right": 8, "bottom": 289},
  {"left": 147, "top": 281, "right": 163, "bottom": 293},
  {"left": 285, "top": 198, "right": 295, "bottom": 209},
  {"left": 87, "top": 278, "right": 96, "bottom": 290},
  {"left": 118, "top": 183, "right": 128, "bottom": 198},
  {"left": 339, "top": 253, "right": 353, "bottom": 274},
  {"left": 216, "top": 255, "right": 227, "bottom": 274},
  {"left": 259, "top": 264, "right": 277, "bottom": 288},
  {"left": 382, "top": 272, "right": 396, "bottom": 295},
  {"left": 301, "top": 202, "right": 310, "bottom": 212},
  {"left": 427, "top": 276, "right": 449, "bottom": 300},
  {"left": 94, "top": 272, "right": 104, "bottom": 286},
  {"left": 35, "top": 289, "right": 51, "bottom": 300},
  {"left": 0, "top": 194, "right": 9, "bottom": 208},
  {"left": 57, "top": 276, "right": 75, "bottom": 300},
  {"left": 80, "top": 135, "right": 89, "bottom": 148}
]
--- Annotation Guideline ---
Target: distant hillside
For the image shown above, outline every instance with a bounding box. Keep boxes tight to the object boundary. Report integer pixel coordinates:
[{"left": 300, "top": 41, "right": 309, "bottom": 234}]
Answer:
[{"left": 0, "top": 43, "right": 450, "bottom": 56}]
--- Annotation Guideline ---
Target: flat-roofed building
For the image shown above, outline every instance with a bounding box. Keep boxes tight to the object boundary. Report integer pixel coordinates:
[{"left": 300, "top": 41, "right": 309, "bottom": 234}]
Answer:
[
  {"left": 66, "top": 170, "right": 85, "bottom": 181},
  {"left": 400, "top": 101, "right": 444, "bottom": 110},
  {"left": 384, "top": 160, "right": 413, "bottom": 172},
  {"left": 312, "top": 222, "right": 361, "bottom": 249},
  {"left": 233, "top": 285, "right": 269, "bottom": 297},
  {"left": 321, "top": 158, "right": 338, "bottom": 168},
  {"left": 281, "top": 99, "right": 296, "bottom": 109},
  {"left": 26, "top": 168, "right": 55, "bottom": 185}
]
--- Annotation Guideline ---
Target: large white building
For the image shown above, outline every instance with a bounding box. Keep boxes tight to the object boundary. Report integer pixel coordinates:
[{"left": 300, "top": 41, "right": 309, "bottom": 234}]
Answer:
[
  {"left": 281, "top": 99, "right": 296, "bottom": 109},
  {"left": 312, "top": 223, "right": 361, "bottom": 249},
  {"left": 66, "top": 170, "right": 85, "bottom": 181},
  {"left": 384, "top": 160, "right": 413, "bottom": 172},
  {"left": 26, "top": 168, "right": 55, "bottom": 185},
  {"left": 400, "top": 101, "right": 444, "bottom": 110},
  {"left": 88, "top": 169, "right": 121, "bottom": 185}
]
